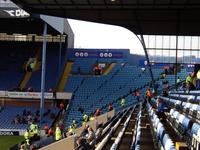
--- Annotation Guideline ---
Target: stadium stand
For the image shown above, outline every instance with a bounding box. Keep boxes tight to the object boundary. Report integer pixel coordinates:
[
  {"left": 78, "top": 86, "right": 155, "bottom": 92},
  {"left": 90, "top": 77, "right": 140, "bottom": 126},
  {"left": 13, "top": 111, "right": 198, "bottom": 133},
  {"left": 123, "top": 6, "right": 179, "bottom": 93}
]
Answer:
[
  {"left": 0, "top": 105, "right": 59, "bottom": 130},
  {"left": 0, "top": 41, "right": 36, "bottom": 90}
]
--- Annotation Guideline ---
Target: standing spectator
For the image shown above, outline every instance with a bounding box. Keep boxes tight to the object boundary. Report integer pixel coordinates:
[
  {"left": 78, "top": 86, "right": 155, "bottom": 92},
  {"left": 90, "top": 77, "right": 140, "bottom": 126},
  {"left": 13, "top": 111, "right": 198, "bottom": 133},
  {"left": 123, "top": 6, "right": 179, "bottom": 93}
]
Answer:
[
  {"left": 146, "top": 88, "right": 152, "bottom": 102},
  {"left": 95, "top": 108, "right": 101, "bottom": 117},
  {"left": 135, "top": 89, "right": 141, "bottom": 102},
  {"left": 176, "top": 76, "right": 180, "bottom": 84},
  {"left": 48, "top": 128, "right": 54, "bottom": 137},
  {"left": 59, "top": 102, "right": 65, "bottom": 114}
]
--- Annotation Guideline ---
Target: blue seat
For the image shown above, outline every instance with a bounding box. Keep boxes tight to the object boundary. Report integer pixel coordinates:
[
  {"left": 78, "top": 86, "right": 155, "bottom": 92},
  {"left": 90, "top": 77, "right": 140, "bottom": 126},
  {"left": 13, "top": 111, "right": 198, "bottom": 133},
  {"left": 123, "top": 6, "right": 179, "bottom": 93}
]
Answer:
[
  {"left": 162, "top": 134, "right": 176, "bottom": 150},
  {"left": 191, "top": 123, "right": 200, "bottom": 136}
]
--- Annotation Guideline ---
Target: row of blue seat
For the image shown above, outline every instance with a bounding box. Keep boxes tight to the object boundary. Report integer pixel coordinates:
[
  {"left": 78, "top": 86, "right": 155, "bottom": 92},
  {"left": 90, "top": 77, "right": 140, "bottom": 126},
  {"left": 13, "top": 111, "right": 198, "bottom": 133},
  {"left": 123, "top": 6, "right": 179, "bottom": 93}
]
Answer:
[
  {"left": 147, "top": 103, "right": 176, "bottom": 150},
  {"left": 168, "top": 108, "right": 200, "bottom": 149}
]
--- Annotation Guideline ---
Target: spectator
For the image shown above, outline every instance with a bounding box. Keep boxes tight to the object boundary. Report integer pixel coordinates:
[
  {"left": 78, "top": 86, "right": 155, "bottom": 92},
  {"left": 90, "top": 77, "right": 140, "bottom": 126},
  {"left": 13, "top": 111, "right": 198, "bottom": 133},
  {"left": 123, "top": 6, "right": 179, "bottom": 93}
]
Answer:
[
  {"left": 176, "top": 76, "right": 180, "bottom": 84},
  {"left": 23, "top": 109, "right": 27, "bottom": 116},
  {"left": 48, "top": 128, "right": 54, "bottom": 137},
  {"left": 135, "top": 89, "right": 141, "bottom": 102},
  {"left": 14, "top": 114, "right": 21, "bottom": 124},
  {"left": 44, "top": 124, "right": 49, "bottom": 135},
  {"left": 85, "top": 127, "right": 95, "bottom": 143},
  {"left": 95, "top": 108, "right": 101, "bottom": 117},
  {"left": 108, "top": 103, "right": 113, "bottom": 111},
  {"left": 80, "top": 125, "right": 90, "bottom": 137},
  {"left": 146, "top": 88, "right": 152, "bottom": 102},
  {"left": 60, "top": 102, "right": 65, "bottom": 114},
  {"left": 95, "top": 124, "right": 103, "bottom": 140},
  {"left": 75, "top": 137, "right": 90, "bottom": 150},
  {"left": 156, "top": 98, "right": 168, "bottom": 121}
]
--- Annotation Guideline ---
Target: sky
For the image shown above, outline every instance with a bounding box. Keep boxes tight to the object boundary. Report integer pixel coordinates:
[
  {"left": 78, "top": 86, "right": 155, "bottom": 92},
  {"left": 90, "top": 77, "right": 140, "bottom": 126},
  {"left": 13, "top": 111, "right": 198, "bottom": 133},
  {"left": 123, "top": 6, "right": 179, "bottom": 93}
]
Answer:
[{"left": 68, "top": 19, "right": 144, "bottom": 55}]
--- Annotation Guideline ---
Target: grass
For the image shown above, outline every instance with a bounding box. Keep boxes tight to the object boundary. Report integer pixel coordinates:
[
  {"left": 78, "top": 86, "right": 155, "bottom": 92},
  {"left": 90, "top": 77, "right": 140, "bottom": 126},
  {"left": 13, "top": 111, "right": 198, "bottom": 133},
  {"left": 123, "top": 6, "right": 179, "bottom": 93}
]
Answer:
[{"left": 0, "top": 136, "right": 24, "bottom": 150}]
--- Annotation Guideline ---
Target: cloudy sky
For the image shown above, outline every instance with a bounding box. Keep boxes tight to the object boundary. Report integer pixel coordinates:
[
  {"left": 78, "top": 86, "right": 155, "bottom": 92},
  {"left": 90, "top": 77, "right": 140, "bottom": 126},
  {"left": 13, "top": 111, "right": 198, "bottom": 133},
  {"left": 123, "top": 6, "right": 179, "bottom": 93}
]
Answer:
[{"left": 68, "top": 19, "right": 144, "bottom": 55}]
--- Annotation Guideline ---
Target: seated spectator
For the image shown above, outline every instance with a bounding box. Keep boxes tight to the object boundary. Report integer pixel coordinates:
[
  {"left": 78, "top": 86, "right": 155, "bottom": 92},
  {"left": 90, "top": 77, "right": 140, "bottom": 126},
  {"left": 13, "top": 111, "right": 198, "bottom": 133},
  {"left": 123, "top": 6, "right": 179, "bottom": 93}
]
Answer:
[
  {"left": 23, "top": 109, "right": 27, "bottom": 116},
  {"left": 80, "top": 125, "right": 89, "bottom": 137},
  {"left": 14, "top": 114, "right": 21, "bottom": 124},
  {"left": 27, "top": 87, "right": 33, "bottom": 92},
  {"left": 75, "top": 137, "right": 90, "bottom": 150},
  {"left": 85, "top": 127, "right": 95, "bottom": 143},
  {"left": 156, "top": 98, "right": 168, "bottom": 121},
  {"left": 95, "top": 124, "right": 103, "bottom": 141}
]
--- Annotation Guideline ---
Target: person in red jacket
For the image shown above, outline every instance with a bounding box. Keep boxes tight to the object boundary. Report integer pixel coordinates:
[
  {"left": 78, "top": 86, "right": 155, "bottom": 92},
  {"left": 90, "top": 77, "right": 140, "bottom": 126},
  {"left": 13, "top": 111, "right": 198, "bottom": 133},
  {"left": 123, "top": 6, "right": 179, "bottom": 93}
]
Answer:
[
  {"left": 95, "top": 108, "right": 101, "bottom": 116},
  {"left": 48, "top": 128, "right": 54, "bottom": 137}
]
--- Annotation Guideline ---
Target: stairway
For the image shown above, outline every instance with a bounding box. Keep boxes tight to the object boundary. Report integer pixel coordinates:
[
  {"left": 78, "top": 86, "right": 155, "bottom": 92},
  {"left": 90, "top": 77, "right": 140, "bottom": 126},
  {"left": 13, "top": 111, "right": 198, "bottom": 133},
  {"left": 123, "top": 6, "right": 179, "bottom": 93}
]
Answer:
[
  {"left": 19, "top": 49, "right": 41, "bottom": 90},
  {"left": 57, "top": 61, "right": 74, "bottom": 92},
  {"left": 140, "top": 111, "right": 157, "bottom": 150},
  {"left": 103, "top": 63, "right": 116, "bottom": 75}
]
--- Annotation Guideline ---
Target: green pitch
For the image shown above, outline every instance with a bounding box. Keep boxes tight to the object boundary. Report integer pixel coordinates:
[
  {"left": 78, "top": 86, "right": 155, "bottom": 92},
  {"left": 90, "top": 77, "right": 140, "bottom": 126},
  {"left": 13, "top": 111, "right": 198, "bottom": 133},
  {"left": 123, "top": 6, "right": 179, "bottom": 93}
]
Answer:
[{"left": 0, "top": 136, "right": 24, "bottom": 150}]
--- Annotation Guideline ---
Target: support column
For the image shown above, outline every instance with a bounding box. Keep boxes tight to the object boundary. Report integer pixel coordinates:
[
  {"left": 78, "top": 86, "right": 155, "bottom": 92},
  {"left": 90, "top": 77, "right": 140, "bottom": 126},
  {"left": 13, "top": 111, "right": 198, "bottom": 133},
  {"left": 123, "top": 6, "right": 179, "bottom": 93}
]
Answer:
[
  {"left": 175, "top": 35, "right": 178, "bottom": 87},
  {"left": 57, "top": 35, "right": 62, "bottom": 83},
  {"left": 40, "top": 22, "right": 47, "bottom": 129}
]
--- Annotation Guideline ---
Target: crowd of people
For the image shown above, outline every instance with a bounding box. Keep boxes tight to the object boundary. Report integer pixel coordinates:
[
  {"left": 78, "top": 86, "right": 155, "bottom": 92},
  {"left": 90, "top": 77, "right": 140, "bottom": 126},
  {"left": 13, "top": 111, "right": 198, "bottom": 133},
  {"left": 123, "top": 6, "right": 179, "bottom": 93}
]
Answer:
[{"left": 12, "top": 109, "right": 56, "bottom": 125}]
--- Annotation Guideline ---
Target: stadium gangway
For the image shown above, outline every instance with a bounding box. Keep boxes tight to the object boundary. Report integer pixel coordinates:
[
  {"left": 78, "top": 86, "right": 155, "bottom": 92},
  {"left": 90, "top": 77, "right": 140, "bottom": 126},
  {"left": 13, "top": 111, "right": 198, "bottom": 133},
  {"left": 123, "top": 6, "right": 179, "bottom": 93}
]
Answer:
[
  {"left": 95, "top": 106, "right": 132, "bottom": 150},
  {"left": 110, "top": 106, "right": 135, "bottom": 150},
  {"left": 130, "top": 105, "right": 142, "bottom": 150}
]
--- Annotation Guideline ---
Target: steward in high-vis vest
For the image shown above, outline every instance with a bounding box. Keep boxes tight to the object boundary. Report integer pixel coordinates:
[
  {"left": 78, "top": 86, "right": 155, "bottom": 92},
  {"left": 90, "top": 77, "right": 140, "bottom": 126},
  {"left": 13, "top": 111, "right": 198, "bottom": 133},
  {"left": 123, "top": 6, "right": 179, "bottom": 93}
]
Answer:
[
  {"left": 121, "top": 97, "right": 126, "bottom": 108},
  {"left": 186, "top": 73, "right": 195, "bottom": 90},
  {"left": 30, "top": 122, "right": 40, "bottom": 141},
  {"left": 68, "top": 120, "right": 77, "bottom": 133},
  {"left": 55, "top": 124, "right": 62, "bottom": 141},
  {"left": 24, "top": 130, "right": 30, "bottom": 145},
  {"left": 82, "top": 114, "right": 89, "bottom": 125}
]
